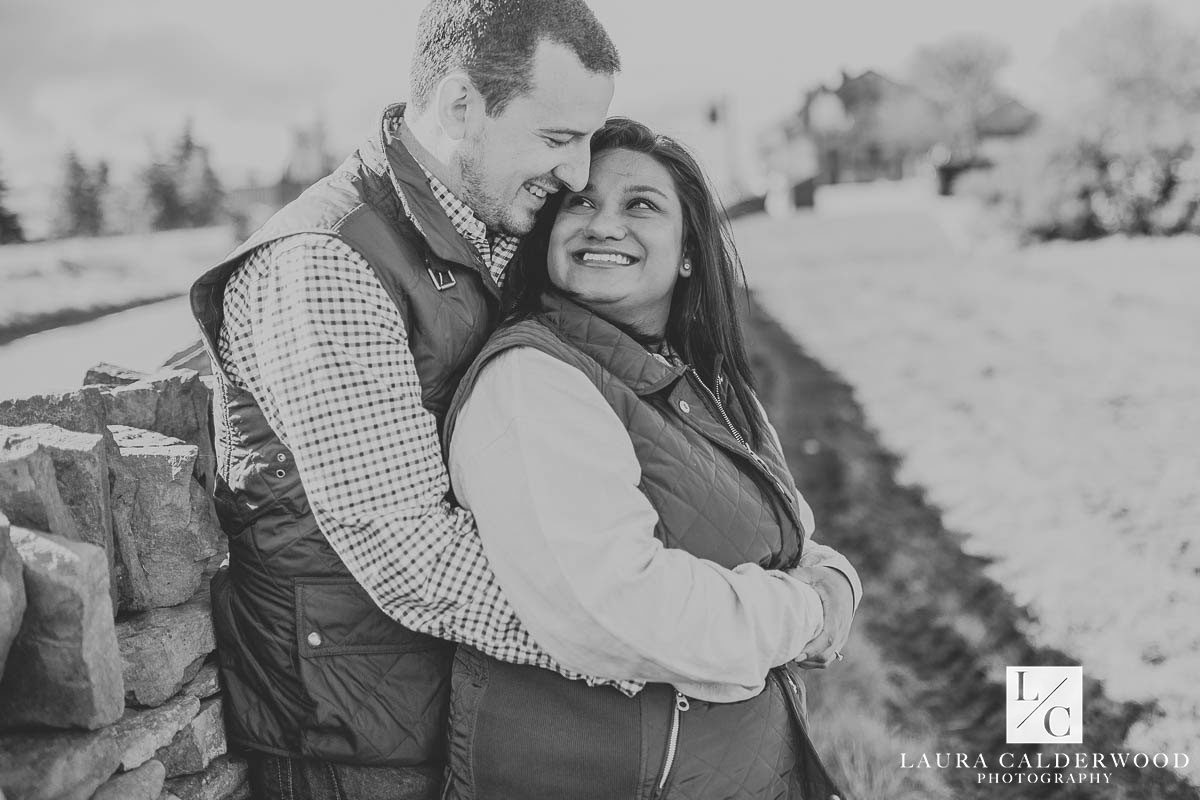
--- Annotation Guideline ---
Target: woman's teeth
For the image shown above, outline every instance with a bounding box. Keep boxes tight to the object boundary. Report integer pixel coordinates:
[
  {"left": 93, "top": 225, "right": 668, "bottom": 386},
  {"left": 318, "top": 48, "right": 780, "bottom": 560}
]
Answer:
[{"left": 580, "top": 252, "right": 634, "bottom": 265}]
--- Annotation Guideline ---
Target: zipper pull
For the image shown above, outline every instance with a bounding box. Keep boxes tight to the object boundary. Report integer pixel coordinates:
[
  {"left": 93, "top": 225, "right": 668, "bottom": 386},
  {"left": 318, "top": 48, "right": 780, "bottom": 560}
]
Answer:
[{"left": 675, "top": 691, "right": 690, "bottom": 712}]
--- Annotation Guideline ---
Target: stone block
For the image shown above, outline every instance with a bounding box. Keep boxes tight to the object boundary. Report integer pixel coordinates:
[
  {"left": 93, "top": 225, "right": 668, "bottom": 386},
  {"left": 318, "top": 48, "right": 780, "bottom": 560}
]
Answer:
[
  {"left": 0, "top": 387, "right": 113, "bottom": 444},
  {"left": 102, "top": 370, "right": 214, "bottom": 486},
  {"left": 161, "top": 340, "right": 212, "bottom": 377},
  {"left": 0, "top": 728, "right": 122, "bottom": 800},
  {"left": 0, "top": 428, "right": 79, "bottom": 540},
  {"left": 0, "top": 424, "right": 115, "bottom": 607},
  {"left": 83, "top": 363, "right": 150, "bottom": 387},
  {"left": 0, "top": 512, "right": 26, "bottom": 682},
  {"left": 162, "top": 755, "right": 249, "bottom": 800},
  {"left": 0, "top": 373, "right": 214, "bottom": 485},
  {"left": 157, "top": 697, "right": 226, "bottom": 778},
  {"left": 179, "top": 660, "right": 220, "bottom": 700},
  {"left": 117, "top": 581, "right": 215, "bottom": 708},
  {"left": 0, "top": 527, "right": 122, "bottom": 730},
  {"left": 91, "top": 759, "right": 166, "bottom": 800},
  {"left": 109, "top": 428, "right": 222, "bottom": 612},
  {"left": 0, "top": 695, "right": 195, "bottom": 800},
  {"left": 111, "top": 694, "right": 201, "bottom": 772}
]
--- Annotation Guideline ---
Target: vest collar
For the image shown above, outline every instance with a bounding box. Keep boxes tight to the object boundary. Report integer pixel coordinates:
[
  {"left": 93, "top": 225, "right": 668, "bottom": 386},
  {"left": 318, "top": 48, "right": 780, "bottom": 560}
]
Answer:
[
  {"left": 372, "top": 103, "right": 489, "bottom": 270},
  {"left": 537, "top": 291, "right": 687, "bottom": 396}
]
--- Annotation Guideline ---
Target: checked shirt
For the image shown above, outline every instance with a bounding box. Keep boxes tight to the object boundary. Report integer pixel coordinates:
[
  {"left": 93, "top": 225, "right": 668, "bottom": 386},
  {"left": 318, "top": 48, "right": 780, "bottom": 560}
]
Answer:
[{"left": 217, "top": 161, "right": 644, "bottom": 696}]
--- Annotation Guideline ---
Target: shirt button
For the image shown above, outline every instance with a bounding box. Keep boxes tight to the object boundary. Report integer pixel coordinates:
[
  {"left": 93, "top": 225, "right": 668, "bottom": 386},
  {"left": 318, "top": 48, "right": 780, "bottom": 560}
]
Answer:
[
  {"left": 307, "top": 632, "right": 323, "bottom": 648},
  {"left": 678, "top": 400, "right": 691, "bottom": 414}
]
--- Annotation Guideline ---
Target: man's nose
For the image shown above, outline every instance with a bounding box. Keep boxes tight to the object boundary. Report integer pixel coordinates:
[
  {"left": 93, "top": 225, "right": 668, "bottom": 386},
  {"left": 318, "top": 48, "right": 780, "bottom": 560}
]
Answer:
[{"left": 552, "top": 146, "right": 590, "bottom": 193}]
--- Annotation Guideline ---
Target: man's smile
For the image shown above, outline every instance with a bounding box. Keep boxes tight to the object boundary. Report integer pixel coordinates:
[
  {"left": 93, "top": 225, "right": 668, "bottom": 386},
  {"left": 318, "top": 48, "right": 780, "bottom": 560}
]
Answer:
[{"left": 523, "top": 182, "right": 551, "bottom": 200}]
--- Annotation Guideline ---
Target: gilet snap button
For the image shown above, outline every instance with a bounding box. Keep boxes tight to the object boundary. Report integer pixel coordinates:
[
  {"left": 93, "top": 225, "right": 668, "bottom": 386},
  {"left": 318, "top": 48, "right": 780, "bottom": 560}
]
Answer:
[
  {"left": 307, "top": 632, "right": 322, "bottom": 648},
  {"left": 275, "top": 469, "right": 286, "bottom": 478},
  {"left": 276, "top": 453, "right": 287, "bottom": 462},
  {"left": 678, "top": 400, "right": 691, "bottom": 414}
]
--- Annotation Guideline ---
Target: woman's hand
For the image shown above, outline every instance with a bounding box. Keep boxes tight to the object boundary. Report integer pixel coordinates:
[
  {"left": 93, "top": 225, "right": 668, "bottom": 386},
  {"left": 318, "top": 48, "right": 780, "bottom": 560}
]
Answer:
[{"left": 787, "top": 565, "right": 855, "bottom": 669}]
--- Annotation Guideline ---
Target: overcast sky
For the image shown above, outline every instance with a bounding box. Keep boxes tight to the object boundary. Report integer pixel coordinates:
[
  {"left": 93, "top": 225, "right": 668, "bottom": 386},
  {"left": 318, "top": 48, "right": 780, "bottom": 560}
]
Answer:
[{"left": 3, "top": 0, "right": 1199, "bottom": 226}]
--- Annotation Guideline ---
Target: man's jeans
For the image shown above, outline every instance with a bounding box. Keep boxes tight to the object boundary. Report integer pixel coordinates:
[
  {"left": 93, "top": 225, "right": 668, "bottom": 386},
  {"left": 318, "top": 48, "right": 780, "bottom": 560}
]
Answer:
[{"left": 247, "top": 754, "right": 443, "bottom": 800}]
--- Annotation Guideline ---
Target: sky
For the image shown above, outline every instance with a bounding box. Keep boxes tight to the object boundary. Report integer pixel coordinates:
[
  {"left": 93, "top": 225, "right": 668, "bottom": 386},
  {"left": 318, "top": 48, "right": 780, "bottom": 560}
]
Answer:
[{"left": 3, "top": 0, "right": 1199, "bottom": 232}]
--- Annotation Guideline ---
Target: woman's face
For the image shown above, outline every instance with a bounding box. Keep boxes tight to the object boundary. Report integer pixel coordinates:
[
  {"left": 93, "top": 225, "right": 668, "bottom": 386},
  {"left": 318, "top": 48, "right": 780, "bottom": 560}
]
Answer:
[{"left": 547, "top": 148, "right": 687, "bottom": 337}]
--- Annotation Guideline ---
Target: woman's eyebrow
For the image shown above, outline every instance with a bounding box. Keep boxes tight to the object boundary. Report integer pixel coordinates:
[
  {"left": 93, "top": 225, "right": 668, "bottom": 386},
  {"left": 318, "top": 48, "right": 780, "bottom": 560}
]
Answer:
[{"left": 624, "top": 184, "right": 669, "bottom": 199}]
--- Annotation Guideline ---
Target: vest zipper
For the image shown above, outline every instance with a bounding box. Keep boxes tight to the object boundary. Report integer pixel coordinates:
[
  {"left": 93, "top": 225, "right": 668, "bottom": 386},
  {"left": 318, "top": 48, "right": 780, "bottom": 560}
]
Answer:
[
  {"left": 656, "top": 690, "right": 690, "bottom": 796},
  {"left": 688, "top": 368, "right": 791, "bottom": 501}
]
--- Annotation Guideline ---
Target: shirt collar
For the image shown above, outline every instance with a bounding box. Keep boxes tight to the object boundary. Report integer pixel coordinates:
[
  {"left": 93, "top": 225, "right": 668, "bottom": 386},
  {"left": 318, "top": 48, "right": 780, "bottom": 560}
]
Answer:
[
  {"left": 379, "top": 106, "right": 519, "bottom": 284},
  {"left": 416, "top": 165, "right": 521, "bottom": 284}
]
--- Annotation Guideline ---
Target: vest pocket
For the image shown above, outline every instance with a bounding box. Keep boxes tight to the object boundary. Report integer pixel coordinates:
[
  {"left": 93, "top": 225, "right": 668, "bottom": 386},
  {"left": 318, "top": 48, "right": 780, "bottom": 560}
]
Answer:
[{"left": 294, "top": 578, "right": 453, "bottom": 766}]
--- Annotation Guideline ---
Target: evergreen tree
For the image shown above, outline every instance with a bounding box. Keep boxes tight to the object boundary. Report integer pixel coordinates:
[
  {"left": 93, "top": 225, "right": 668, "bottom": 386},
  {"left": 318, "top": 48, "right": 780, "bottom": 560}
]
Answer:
[
  {"left": 143, "top": 121, "right": 225, "bottom": 230},
  {"left": 144, "top": 160, "right": 187, "bottom": 231},
  {"left": 55, "top": 150, "right": 108, "bottom": 237},
  {"left": 0, "top": 160, "right": 25, "bottom": 244}
]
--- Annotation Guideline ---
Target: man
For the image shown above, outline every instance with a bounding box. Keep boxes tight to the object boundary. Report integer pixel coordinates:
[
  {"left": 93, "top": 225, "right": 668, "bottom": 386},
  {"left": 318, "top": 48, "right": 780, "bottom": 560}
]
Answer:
[
  {"left": 190, "top": 1, "right": 857, "bottom": 798},
  {"left": 191, "top": 3, "right": 618, "bottom": 797}
]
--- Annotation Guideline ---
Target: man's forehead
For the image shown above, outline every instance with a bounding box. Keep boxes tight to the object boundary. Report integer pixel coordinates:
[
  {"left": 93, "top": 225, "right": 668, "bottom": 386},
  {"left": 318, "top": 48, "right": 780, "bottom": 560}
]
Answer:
[{"left": 520, "top": 39, "right": 614, "bottom": 132}]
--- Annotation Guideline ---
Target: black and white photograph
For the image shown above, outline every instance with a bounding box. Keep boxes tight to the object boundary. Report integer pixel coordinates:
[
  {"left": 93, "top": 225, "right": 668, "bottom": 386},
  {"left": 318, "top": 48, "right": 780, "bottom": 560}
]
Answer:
[{"left": 1, "top": 1, "right": 1198, "bottom": 798}]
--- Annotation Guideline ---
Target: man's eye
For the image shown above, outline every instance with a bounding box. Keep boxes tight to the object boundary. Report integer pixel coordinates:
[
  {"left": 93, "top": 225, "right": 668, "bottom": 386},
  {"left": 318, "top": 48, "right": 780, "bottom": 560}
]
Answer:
[{"left": 545, "top": 137, "right": 572, "bottom": 148}]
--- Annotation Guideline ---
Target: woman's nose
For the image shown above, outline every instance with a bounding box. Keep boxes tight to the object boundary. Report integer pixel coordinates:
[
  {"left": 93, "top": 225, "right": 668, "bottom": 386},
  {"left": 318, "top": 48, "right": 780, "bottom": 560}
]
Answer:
[{"left": 583, "top": 207, "right": 625, "bottom": 240}]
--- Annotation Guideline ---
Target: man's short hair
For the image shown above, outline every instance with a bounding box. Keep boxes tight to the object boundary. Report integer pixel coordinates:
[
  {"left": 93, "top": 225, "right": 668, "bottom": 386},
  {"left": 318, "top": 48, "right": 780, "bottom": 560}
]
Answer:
[{"left": 410, "top": 0, "right": 621, "bottom": 116}]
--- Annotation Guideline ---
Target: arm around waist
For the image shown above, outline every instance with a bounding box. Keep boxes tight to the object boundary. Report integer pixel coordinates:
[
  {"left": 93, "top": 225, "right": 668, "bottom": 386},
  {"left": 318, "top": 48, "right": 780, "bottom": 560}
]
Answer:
[{"left": 449, "top": 346, "right": 828, "bottom": 700}]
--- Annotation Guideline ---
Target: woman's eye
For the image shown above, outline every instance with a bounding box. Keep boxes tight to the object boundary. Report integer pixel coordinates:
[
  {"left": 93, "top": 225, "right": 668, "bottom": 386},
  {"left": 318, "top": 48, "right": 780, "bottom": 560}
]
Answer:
[{"left": 628, "top": 197, "right": 657, "bottom": 211}]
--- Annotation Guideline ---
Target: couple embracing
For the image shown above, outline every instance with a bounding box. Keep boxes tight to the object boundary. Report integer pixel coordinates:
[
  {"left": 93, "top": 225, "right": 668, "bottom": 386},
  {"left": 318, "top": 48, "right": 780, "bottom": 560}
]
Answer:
[{"left": 191, "top": 1, "right": 862, "bottom": 798}]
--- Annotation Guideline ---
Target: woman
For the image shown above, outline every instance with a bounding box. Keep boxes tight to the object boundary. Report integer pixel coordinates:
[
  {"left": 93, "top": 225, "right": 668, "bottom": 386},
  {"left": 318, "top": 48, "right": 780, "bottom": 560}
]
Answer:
[{"left": 442, "top": 118, "right": 860, "bottom": 799}]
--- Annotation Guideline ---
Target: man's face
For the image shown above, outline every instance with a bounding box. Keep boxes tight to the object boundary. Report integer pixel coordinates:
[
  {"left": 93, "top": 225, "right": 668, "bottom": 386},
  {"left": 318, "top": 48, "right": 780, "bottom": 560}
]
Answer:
[{"left": 454, "top": 40, "right": 615, "bottom": 236}]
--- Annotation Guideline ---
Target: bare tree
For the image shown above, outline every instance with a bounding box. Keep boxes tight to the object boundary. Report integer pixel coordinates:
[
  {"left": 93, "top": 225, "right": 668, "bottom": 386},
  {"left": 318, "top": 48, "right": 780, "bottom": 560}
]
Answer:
[
  {"left": 909, "top": 34, "right": 1011, "bottom": 155},
  {"left": 1055, "top": 1, "right": 1200, "bottom": 142}
]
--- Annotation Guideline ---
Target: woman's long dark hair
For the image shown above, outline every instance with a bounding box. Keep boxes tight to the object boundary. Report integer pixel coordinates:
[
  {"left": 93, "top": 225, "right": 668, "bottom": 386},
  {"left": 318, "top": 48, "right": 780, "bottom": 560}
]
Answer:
[{"left": 514, "top": 116, "right": 767, "bottom": 447}]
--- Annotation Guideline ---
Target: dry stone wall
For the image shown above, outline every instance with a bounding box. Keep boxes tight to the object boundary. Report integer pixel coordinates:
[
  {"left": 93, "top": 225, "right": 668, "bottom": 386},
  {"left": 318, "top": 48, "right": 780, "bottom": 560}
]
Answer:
[{"left": 0, "top": 365, "right": 248, "bottom": 800}]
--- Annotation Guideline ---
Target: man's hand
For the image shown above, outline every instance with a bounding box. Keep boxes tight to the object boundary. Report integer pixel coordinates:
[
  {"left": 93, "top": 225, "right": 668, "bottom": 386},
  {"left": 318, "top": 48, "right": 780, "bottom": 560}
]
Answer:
[{"left": 788, "top": 565, "right": 855, "bottom": 669}]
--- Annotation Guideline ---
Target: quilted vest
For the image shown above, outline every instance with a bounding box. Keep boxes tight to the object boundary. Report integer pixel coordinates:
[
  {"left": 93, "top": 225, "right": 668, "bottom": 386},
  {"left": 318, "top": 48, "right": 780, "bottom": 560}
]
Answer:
[
  {"left": 189, "top": 105, "right": 503, "bottom": 766},
  {"left": 440, "top": 293, "right": 841, "bottom": 800}
]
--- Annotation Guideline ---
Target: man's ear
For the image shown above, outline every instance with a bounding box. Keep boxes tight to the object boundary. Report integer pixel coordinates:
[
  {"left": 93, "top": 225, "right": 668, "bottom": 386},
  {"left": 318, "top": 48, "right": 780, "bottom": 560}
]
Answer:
[{"left": 435, "top": 73, "right": 481, "bottom": 142}]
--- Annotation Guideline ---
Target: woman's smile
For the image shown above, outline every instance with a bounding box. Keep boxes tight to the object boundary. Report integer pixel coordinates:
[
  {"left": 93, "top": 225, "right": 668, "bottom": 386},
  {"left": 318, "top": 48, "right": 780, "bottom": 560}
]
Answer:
[{"left": 573, "top": 248, "right": 639, "bottom": 267}]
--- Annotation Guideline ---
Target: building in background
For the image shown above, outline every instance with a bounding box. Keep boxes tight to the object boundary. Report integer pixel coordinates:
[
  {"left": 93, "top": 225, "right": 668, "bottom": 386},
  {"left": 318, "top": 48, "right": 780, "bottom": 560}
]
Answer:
[
  {"left": 765, "top": 69, "right": 1037, "bottom": 193},
  {"left": 794, "top": 70, "right": 944, "bottom": 185},
  {"left": 973, "top": 95, "right": 1039, "bottom": 163}
]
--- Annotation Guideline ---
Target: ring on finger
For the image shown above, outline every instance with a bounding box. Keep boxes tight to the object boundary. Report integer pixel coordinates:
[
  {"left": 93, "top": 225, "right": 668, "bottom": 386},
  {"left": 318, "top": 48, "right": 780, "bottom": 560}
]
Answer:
[{"left": 834, "top": 650, "right": 844, "bottom": 661}]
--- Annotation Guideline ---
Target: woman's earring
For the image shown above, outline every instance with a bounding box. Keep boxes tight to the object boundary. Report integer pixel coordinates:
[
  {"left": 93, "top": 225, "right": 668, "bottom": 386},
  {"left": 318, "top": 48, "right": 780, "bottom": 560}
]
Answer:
[{"left": 681, "top": 259, "right": 692, "bottom": 275}]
